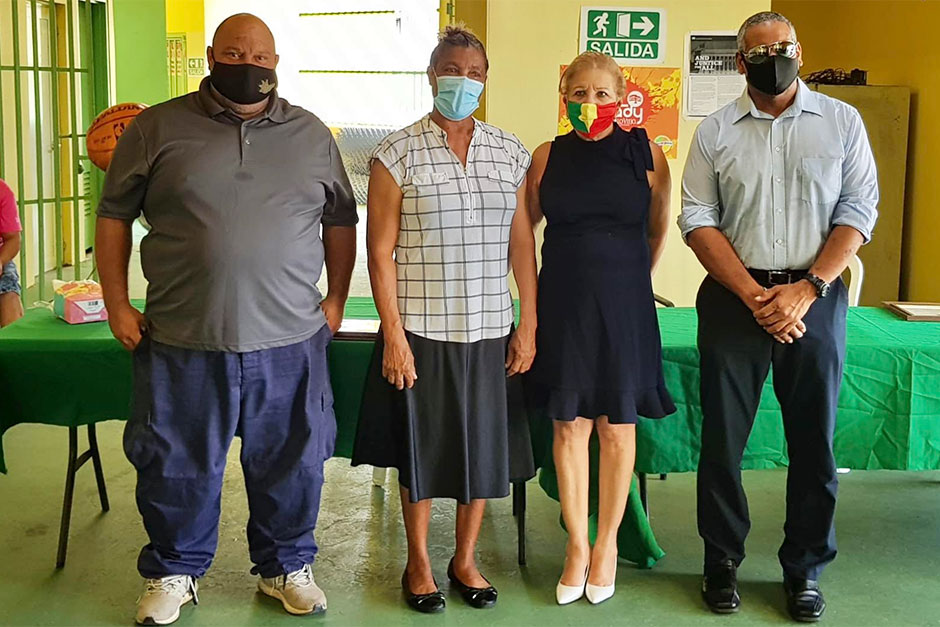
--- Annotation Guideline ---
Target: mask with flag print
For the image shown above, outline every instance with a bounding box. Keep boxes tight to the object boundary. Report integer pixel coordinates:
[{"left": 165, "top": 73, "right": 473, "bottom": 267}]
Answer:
[{"left": 567, "top": 100, "right": 619, "bottom": 138}]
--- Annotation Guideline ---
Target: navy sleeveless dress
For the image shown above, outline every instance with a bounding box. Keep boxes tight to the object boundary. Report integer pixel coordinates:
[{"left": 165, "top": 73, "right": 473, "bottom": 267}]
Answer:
[{"left": 528, "top": 125, "right": 675, "bottom": 423}]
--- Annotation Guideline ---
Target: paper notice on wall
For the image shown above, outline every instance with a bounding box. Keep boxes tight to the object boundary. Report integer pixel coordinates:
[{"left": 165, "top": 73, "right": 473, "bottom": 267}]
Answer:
[{"left": 685, "top": 32, "right": 746, "bottom": 118}]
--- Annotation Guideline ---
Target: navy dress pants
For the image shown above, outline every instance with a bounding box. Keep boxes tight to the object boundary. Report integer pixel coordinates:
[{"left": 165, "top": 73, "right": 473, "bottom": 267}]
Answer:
[{"left": 696, "top": 276, "right": 847, "bottom": 580}]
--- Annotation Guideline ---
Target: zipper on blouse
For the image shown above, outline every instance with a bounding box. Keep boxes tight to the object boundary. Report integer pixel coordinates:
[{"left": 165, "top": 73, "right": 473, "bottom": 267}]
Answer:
[
  {"left": 464, "top": 171, "right": 474, "bottom": 224},
  {"left": 464, "top": 141, "right": 475, "bottom": 224},
  {"left": 440, "top": 122, "right": 476, "bottom": 224}
]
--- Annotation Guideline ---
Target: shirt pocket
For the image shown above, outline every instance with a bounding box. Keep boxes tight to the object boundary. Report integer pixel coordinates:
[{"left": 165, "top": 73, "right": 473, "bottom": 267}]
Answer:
[
  {"left": 406, "top": 171, "right": 451, "bottom": 218},
  {"left": 487, "top": 168, "right": 517, "bottom": 189},
  {"left": 801, "top": 157, "right": 842, "bottom": 205},
  {"left": 410, "top": 171, "right": 449, "bottom": 186}
]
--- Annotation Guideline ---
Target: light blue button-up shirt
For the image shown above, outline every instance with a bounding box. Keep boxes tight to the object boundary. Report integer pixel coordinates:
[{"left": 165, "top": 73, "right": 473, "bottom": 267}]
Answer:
[{"left": 679, "top": 80, "right": 879, "bottom": 270}]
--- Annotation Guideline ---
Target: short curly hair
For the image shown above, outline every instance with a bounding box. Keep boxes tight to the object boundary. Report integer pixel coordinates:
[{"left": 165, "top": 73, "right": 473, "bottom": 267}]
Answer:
[
  {"left": 559, "top": 51, "right": 626, "bottom": 99},
  {"left": 429, "top": 24, "right": 488, "bottom": 71}
]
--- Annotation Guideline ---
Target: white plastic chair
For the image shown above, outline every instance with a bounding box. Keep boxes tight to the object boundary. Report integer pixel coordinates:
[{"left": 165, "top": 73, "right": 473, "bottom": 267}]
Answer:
[
  {"left": 845, "top": 254, "right": 864, "bottom": 307},
  {"left": 837, "top": 254, "right": 864, "bottom": 476}
]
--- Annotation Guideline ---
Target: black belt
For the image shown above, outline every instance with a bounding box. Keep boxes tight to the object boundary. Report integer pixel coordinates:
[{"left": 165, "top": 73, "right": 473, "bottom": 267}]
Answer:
[{"left": 747, "top": 268, "right": 808, "bottom": 287}]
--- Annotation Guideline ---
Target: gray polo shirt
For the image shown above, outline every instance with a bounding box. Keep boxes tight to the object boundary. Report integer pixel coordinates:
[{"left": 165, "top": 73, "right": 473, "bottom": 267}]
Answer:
[{"left": 98, "top": 78, "right": 357, "bottom": 352}]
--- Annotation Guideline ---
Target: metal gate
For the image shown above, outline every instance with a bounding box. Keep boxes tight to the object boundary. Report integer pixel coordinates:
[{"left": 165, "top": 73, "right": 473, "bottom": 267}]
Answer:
[
  {"left": 166, "top": 33, "right": 186, "bottom": 99},
  {"left": 0, "top": 0, "right": 110, "bottom": 304}
]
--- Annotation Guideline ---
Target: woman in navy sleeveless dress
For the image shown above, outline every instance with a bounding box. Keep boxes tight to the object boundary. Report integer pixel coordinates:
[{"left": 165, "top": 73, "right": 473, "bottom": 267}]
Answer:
[{"left": 526, "top": 52, "right": 675, "bottom": 606}]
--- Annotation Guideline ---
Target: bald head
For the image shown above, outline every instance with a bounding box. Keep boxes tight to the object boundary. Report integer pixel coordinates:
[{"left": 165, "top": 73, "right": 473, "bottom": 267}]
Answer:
[{"left": 208, "top": 13, "right": 278, "bottom": 70}]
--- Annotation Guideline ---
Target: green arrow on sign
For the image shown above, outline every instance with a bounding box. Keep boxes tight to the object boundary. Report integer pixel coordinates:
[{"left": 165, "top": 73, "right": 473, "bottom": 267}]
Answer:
[
  {"left": 628, "top": 14, "right": 656, "bottom": 37},
  {"left": 587, "top": 9, "right": 660, "bottom": 41}
]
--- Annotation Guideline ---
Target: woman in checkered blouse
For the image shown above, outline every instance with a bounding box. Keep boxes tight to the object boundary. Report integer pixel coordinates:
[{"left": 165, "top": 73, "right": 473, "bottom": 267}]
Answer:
[{"left": 351, "top": 27, "right": 538, "bottom": 612}]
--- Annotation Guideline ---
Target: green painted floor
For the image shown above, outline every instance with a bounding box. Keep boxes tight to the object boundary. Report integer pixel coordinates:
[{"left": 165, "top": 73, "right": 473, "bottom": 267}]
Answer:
[{"left": 0, "top": 422, "right": 938, "bottom": 627}]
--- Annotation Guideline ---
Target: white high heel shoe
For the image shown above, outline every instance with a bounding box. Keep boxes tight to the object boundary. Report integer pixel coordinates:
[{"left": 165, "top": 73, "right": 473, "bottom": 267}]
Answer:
[
  {"left": 555, "top": 567, "right": 588, "bottom": 605},
  {"left": 585, "top": 580, "right": 615, "bottom": 605},
  {"left": 585, "top": 548, "right": 617, "bottom": 604}
]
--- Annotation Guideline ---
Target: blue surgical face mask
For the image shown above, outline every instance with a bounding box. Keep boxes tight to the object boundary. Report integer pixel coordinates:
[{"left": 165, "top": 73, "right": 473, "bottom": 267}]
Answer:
[{"left": 433, "top": 74, "right": 484, "bottom": 121}]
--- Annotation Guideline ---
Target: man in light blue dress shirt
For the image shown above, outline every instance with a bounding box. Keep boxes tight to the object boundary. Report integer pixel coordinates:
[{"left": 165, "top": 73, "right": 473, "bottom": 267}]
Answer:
[{"left": 679, "top": 12, "right": 878, "bottom": 622}]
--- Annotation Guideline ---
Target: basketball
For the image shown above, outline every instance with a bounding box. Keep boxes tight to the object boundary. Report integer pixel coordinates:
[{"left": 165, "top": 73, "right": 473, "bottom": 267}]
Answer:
[{"left": 86, "top": 103, "right": 147, "bottom": 171}]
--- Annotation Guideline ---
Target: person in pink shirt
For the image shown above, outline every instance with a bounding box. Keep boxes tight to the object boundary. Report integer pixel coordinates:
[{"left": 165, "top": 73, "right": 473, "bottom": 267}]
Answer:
[{"left": 0, "top": 178, "right": 24, "bottom": 326}]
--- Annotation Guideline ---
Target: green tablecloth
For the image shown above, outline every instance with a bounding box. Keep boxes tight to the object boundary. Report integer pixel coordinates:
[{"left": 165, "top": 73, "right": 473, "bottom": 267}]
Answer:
[
  {"left": 2, "top": 303, "right": 938, "bottom": 568},
  {"left": 0, "top": 299, "right": 380, "bottom": 473},
  {"left": 635, "top": 306, "right": 940, "bottom": 473},
  {"left": 4, "top": 304, "right": 937, "bottom": 473}
]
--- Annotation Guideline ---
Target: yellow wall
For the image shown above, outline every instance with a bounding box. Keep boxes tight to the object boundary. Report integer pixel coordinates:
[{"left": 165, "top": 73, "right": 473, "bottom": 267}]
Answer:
[
  {"left": 165, "top": 0, "right": 205, "bottom": 93},
  {"left": 774, "top": 0, "right": 940, "bottom": 301},
  {"left": 485, "top": 0, "right": 769, "bottom": 305},
  {"left": 452, "top": 0, "right": 488, "bottom": 121}
]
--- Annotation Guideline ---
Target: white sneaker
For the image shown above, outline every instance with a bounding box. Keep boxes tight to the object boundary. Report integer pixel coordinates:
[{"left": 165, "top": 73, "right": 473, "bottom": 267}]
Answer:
[
  {"left": 258, "top": 564, "right": 327, "bottom": 615},
  {"left": 135, "top": 575, "right": 198, "bottom": 625}
]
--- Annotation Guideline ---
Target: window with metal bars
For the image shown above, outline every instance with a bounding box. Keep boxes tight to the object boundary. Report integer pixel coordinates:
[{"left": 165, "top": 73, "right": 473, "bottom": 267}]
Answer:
[
  {"left": 166, "top": 33, "right": 186, "bottom": 99},
  {"left": 0, "top": 0, "right": 110, "bottom": 305},
  {"left": 202, "top": 0, "right": 446, "bottom": 298}
]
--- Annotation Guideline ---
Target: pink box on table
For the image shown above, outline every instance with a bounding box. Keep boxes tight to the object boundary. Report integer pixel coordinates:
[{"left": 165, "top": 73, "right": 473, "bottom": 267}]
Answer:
[{"left": 53, "top": 281, "right": 109, "bottom": 324}]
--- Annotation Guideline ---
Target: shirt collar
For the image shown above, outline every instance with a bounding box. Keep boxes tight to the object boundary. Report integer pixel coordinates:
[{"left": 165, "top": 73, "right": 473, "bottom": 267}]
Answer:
[
  {"left": 795, "top": 79, "right": 823, "bottom": 116},
  {"left": 196, "top": 77, "right": 289, "bottom": 124},
  {"left": 421, "top": 114, "right": 445, "bottom": 141},
  {"left": 732, "top": 90, "right": 753, "bottom": 123},
  {"left": 732, "top": 79, "right": 823, "bottom": 123},
  {"left": 423, "top": 113, "right": 479, "bottom": 143}
]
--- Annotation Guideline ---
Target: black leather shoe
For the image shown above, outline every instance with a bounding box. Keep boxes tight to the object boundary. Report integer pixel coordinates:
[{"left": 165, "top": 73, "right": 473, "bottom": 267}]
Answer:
[
  {"left": 447, "top": 559, "right": 498, "bottom": 609},
  {"left": 702, "top": 560, "right": 741, "bottom": 614},
  {"left": 401, "top": 570, "right": 445, "bottom": 613},
  {"left": 784, "top": 578, "right": 826, "bottom": 622}
]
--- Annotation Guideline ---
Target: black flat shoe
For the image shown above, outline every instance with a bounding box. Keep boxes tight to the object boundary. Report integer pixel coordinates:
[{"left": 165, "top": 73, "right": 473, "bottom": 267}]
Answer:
[
  {"left": 784, "top": 578, "right": 826, "bottom": 622},
  {"left": 401, "top": 570, "right": 445, "bottom": 613},
  {"left": 702, "top": 560, "right": 741, "bottom": 614},
  {"left": 447, "top": 559, "right": 498, "bottom": 609}
]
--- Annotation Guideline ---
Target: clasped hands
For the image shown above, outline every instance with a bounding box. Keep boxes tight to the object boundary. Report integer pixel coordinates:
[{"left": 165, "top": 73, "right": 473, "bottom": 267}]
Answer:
[{"left": 750, "top": 280, "right": 817, "bottom": 344}]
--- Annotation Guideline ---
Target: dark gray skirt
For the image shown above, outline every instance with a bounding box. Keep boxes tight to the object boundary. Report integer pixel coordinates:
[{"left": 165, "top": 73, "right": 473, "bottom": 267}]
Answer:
[{"left": 351, "top": 330, "right": 535, "bottom": 504}]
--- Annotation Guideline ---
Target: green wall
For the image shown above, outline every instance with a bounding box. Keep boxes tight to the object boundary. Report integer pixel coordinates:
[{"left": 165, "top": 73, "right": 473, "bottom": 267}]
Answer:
[{"left": 112, "top": 0, "right": 169, "bottom": 105}]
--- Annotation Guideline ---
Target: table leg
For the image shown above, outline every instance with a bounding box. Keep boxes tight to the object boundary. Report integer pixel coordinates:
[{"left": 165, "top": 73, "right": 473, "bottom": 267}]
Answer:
[
  {"left": 88, "top": 424, "right": 110, "bottom": 512},
  {"left": 512, "top": 481, "right": 526, "bottom": 566},
  {"left": 56, "top": 427, "right": 79, "bottom": 569},
  {"left": 638, "top": 472, "right": 649, "bottom": 516},
  {"left": 56, "top": 425, "right": 110, "bottom": 569},
  {"left": 371, "top": 466, "right": 387, "bottom": 488}
]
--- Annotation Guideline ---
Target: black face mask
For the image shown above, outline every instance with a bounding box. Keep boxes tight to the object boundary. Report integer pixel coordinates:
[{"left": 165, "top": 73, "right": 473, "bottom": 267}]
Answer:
[
  {"left": 743, "top": 55, "right": 799, "bottom": 96},
  {"left": 209, "top": 61, "right": 277, "bottom": 104}
]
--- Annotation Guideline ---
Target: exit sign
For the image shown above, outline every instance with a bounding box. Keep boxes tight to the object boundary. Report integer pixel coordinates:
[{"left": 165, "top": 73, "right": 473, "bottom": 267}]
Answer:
[
  {"left": 580, "top": 7, "right": 666, "bottom": 65},
  {"left": 187, "top": 58, "right": 205, "bottom": 76}
]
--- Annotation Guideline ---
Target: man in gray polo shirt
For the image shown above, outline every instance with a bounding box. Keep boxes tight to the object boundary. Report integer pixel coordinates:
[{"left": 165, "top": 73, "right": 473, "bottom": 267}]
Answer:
[{"left": 96, "top": 13, "right": 356, "bottom": 625}]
